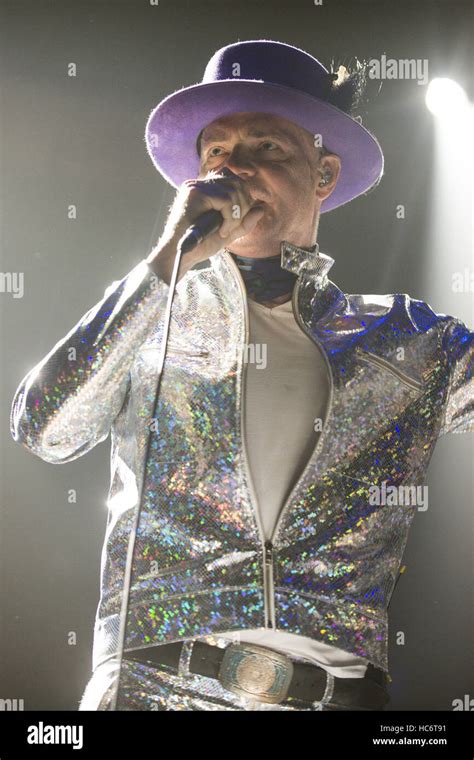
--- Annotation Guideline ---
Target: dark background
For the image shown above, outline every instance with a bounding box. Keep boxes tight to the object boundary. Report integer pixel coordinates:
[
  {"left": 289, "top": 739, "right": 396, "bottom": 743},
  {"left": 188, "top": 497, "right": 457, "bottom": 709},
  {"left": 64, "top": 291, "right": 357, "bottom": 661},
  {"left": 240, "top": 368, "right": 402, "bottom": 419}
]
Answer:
[{"left": 1, "top": 0, "right": 472, "bottom": 710}]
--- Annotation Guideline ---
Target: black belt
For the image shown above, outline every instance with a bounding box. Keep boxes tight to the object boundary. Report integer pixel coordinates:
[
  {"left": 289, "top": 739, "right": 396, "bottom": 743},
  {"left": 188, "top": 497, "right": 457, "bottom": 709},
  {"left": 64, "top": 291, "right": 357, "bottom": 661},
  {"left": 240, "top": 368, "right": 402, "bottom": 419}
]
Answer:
[{"left": 123, "top": 641, "right": 390, "bottom": 709}]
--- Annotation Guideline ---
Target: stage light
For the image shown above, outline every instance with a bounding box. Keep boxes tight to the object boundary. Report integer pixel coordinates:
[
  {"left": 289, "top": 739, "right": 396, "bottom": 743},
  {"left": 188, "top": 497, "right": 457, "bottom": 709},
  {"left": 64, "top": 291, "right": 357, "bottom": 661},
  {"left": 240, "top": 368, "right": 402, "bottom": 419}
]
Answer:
[{"left": 425, "top": 77, "right": 468, "bottom": 118}]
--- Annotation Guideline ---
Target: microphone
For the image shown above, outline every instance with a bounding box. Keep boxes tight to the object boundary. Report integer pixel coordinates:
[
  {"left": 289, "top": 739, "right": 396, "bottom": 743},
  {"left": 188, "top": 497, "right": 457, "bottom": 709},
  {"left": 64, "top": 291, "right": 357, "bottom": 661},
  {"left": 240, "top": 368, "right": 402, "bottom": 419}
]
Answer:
[{"left": 178, "top": 209, "right": 224, "bottom": 255}]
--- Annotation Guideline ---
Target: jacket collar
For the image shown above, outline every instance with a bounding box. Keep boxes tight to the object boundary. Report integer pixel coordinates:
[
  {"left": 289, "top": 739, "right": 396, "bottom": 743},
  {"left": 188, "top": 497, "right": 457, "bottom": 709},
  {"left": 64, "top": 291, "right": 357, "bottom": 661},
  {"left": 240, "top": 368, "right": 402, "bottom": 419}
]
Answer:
[
  {"left": 280, "top": 240, "right": 348, "bottom": 325},
  {"left": 280, "top": 240, "right": 335, "bottom": 286},
  {"left": 213, "top": 242, "right": 347, "bottom": 325}
]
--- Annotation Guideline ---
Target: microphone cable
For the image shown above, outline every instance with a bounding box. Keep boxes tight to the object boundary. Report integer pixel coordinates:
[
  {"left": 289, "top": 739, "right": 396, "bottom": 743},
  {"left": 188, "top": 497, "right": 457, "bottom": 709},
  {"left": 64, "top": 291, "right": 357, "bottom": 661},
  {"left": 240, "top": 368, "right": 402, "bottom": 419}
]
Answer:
[{"left": 109, "top": 229, "right": 196, "bottom": 710}]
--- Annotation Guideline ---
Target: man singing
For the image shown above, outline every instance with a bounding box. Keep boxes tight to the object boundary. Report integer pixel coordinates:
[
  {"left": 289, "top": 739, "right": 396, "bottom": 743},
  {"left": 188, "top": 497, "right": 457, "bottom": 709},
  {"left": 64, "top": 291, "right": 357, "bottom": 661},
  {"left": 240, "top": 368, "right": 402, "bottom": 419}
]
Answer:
[{"left": 10, "top": 40, "right": 474, "bottom": 711}]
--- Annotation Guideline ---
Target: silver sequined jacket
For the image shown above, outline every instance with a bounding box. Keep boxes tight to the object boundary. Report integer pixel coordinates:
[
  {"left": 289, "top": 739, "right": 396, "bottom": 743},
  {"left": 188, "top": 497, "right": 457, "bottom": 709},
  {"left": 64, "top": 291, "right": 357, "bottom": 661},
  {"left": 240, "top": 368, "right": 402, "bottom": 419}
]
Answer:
[{"left": 10, "top": 243, "right": 474, "bottom": 674}]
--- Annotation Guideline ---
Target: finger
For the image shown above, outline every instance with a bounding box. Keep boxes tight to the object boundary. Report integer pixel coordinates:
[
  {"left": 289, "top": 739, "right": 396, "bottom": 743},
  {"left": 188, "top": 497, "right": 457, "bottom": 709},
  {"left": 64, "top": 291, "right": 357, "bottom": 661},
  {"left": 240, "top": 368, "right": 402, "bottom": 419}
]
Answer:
[
  {"left": 184, "top": 176, "right": 252, "bottom": 238},
  {"left": 224, "top": 205, "right": 265, "bottom": 241},
  {"left": 216, "top": 182, "right": 255, "bottom": 237},
  {"left": 186, "top": 179, "right": 236, "bottom": 200},
  {"left": 210, "top": 181, "right": 253, "bottom": 238},
  {"left": 216, "top": 192, "right": 244, "bottom": 237}
]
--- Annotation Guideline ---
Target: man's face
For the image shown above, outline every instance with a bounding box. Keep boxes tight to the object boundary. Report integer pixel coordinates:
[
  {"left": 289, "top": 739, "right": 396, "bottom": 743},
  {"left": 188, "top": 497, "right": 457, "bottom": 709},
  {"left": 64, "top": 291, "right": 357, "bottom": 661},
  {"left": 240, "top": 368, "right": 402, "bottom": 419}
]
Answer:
[{"left": 197, "top": 112, "right": 336, "bottom": 257}]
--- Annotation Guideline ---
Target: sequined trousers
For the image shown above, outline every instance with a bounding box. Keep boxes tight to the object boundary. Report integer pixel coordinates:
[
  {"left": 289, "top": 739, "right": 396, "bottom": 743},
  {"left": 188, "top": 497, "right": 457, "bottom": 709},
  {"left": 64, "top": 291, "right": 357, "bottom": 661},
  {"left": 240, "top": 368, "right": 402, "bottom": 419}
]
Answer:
[{"left": 78, "top": 640, "right": 387, "bottom": 712}]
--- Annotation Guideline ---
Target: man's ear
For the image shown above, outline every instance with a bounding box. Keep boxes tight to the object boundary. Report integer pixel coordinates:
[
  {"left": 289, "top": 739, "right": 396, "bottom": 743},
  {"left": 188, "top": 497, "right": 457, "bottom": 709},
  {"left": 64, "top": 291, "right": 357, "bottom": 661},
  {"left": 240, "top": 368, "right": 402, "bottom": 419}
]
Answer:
[{"left": 315, "top": 153, "right": 342, "bottom": 201}]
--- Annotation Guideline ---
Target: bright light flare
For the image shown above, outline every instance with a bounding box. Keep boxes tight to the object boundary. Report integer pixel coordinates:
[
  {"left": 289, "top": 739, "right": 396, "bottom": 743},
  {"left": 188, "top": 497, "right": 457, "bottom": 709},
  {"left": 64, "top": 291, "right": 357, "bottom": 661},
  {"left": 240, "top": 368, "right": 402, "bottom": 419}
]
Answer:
[{"left": 425, "top": 77, "right": 468, "bottom": 118}]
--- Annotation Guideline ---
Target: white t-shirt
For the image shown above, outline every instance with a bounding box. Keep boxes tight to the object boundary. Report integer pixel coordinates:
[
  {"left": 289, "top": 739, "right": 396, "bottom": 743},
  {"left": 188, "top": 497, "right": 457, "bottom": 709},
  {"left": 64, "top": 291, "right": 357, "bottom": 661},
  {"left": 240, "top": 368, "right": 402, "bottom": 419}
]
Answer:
[{"left": 217, "top": 295, "right": 368, "bottom": 678}]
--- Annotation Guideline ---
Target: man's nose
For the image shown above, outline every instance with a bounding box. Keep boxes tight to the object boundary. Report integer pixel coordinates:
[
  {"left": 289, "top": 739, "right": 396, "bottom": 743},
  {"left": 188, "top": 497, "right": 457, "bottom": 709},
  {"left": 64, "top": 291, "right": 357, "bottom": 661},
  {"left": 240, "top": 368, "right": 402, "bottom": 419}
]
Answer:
[{"left": 223, "top": 145, "right": 257, "bottom": 177}]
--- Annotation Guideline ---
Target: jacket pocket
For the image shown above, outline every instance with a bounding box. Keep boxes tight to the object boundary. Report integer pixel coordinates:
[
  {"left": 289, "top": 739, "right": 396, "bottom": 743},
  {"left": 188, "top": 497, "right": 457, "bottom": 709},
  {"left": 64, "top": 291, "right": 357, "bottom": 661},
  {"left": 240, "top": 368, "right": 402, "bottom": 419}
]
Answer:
[
  {"left": 355, "top": 347, "right": 423, "bottom": 392},
  {"left": 167, "top": 346, "right": 210, "bottom": 358},
  {"left": 140, "top": 344, "right": 210, "bottom": 358}
]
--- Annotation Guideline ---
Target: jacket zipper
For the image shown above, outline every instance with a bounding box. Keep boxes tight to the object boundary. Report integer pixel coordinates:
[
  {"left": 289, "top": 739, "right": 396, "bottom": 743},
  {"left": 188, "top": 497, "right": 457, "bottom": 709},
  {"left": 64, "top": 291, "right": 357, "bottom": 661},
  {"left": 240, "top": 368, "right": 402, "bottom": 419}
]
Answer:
[
  {"left": 225, "top": 251, "right": 274, "bottom": 629},
  {"left": 355, "top": 346, "right": 423, "bottom": 391},
  {"left": 264, "top": 540, "right": 274, "bottom": 628},
  {"left": 269, "top": 277, "right": 335, "bottom": 555}
]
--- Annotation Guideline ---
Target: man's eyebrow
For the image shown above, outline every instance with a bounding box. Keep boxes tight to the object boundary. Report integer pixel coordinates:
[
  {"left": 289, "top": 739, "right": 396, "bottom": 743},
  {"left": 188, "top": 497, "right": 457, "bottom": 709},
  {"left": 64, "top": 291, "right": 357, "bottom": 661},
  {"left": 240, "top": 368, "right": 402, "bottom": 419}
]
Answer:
[
  {"left": 200, "top": 127, "right": 295, "bottom": 146},
  {"left": 248, "top": 129, "right": 294, "bottom": 143}
]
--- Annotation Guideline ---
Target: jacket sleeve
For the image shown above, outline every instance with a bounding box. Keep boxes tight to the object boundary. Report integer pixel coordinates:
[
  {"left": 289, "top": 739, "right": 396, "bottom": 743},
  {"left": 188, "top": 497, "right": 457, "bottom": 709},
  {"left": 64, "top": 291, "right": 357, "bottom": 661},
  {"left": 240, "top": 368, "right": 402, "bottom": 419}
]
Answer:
[
  {"left": 438, "top": 316, "right": 474, "bottom": 435},
  {"left": 10, "top": 258, "right": 169, "bottom": 463}
]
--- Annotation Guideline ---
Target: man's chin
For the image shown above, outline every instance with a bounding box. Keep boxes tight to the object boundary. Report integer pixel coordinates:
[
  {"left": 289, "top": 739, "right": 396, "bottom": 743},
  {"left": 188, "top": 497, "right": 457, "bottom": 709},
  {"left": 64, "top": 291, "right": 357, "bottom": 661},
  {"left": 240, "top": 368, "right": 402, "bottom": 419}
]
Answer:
[{"left": 227, "top": 224, "right": 281, "bottom": 257}]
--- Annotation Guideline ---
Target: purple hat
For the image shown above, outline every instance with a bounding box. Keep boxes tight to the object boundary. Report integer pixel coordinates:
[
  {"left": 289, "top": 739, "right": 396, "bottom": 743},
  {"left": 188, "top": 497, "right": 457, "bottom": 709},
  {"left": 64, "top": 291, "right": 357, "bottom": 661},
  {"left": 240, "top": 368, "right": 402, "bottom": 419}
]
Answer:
[{"left": 145, "top": 39, "right": 384, "bottom": 213}]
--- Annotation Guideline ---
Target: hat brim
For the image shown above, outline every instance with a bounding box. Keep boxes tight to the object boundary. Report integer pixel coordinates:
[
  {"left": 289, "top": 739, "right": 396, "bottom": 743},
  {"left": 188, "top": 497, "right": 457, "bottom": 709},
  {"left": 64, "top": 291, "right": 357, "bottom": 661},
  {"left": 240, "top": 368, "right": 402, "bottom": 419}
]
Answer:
[{"left": 145, "top": 80, "right": 384, "bottom": 213}]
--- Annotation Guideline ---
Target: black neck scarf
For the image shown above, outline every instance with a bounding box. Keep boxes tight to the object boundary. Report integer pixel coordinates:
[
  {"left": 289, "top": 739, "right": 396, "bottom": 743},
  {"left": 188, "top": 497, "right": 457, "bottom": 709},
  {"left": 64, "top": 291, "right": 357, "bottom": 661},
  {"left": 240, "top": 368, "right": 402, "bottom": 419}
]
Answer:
[{"left": 228, "top": 251, "right": 297, "bottom": 303}]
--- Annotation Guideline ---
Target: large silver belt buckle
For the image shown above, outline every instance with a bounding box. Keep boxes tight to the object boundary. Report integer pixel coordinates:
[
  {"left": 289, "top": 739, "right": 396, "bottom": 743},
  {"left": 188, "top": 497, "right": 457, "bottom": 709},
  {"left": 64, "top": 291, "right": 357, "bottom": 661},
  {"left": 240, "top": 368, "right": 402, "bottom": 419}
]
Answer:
[{"left": 218, "top": 643, "right": 294, "bottom": 704}]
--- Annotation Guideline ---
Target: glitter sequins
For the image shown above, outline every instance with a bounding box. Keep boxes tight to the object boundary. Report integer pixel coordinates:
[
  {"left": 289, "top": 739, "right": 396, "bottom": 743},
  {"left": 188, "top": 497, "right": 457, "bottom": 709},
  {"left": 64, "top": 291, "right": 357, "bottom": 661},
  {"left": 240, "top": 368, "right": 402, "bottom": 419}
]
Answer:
[{"left": 11, "top": 248, "right": 474, "bottom": 699}]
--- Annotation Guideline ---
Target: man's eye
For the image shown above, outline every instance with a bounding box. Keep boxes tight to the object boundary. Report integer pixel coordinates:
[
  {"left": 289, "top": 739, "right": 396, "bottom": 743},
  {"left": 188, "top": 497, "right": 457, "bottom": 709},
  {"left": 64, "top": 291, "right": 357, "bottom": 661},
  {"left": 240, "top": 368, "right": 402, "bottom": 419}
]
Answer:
[
  {"left": 259, "top": 141, "right": 278, "bottom": 151},
  {"left": 208, "top": 146, "right": 225, "bottom": 157}
]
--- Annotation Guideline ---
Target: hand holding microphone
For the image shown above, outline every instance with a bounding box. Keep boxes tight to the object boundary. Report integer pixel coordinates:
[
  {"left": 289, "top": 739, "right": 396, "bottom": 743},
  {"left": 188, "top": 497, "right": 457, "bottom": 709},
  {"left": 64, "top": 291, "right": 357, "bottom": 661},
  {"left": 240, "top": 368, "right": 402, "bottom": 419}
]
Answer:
[
  {"left": 146, "top": 167, "right": 265, "bottom": 284},
  {"left": 177, "top": 208, "right": 225, "bottom": 255}
]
